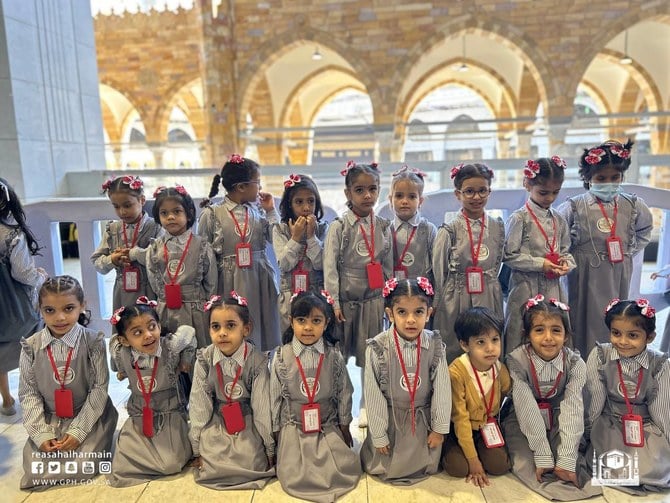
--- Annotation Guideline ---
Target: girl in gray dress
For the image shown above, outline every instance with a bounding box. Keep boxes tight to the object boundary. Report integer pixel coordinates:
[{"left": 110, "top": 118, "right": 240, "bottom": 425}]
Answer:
[
  {"left": 273, "top": 174, "right": 327, "bottom": 334},
  {"left": 503, "top": 157, "right": 575, "bottom": 354},
  {"left": 198, "top": 154, "right": 281, "bottom": 351},
  {"left": 558, "top": 140, "right": 652, "bottom": 356},
  {"left": 107, "top": 300, "right": 196, "bottom": 487},
  {"left": 271, "top": 291, "right": 361, "bottom": 502},
  {"left": 361, "top": 278, "right": 451, "bottom": 485},
  {"left": 18, "top": 276, "right": 118, "bottom": 490}
]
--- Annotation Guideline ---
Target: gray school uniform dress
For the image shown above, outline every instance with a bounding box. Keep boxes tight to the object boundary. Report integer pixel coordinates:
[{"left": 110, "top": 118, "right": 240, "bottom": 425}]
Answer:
[
  {"left": 198, "top": 197, "right": 281, "bottom": 351},
  {"left": 432, "top": 212, "right": 505, "bottom": 362},
  {"left": 189, "top": 341, "right": 275, "bottom": 490},
  {"left": 272, "top": 221, "right": 327, "bottom": 334},
  {"left": 502, "top": 345, "right": 602, "bottom": 500},
  {"left": 361, "top": 329, "right": 451, "bottom": 485},
  {"left": 586, "top": 344, "right": 670, "bottom": 494},
  {"left": 18, "top": 326, "right": 118, "bottom": 490},
  {"left": 390, "top": 214, "right": 437, "bottom": 282},
  {"left": 107, "top": 333, "right": 195, "bottom": 487},
  {"left": 146, "top": 230, "right": 217, "bottom": 348},
  {"left": 503, "top": 200, "right": 575, "bottom": 353},
  {"left": 271, "top": 340, "right": 361, "bottom": 502},
  {"left": 557, "top": 193, "right": 652, "bottom": 356},
  {"left": 324, "top": 210, "right": 393, "bottom": 366}
]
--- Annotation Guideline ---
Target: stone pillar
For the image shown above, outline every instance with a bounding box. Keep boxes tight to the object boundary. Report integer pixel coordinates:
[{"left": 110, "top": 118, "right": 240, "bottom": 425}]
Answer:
[
  {"left": 0, "top": 0, "right": 105, "bottom": 201},
  {"left": 374, "top": 128, "right": 395, "bottom": 163}
]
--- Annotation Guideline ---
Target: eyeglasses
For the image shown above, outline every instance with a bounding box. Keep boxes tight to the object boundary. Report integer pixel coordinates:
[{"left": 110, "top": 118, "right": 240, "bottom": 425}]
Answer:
[
  {"left": 457, "top": 188, "right": 491, "bottom": 199},
  {"left": 235, "top": 180, "right": 262, "bottom": 190}
]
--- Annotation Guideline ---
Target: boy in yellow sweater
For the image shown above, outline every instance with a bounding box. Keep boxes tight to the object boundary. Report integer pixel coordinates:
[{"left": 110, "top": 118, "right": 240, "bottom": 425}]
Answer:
[{"left": 442, "top": 306, "right": 511, "bottom": 486}]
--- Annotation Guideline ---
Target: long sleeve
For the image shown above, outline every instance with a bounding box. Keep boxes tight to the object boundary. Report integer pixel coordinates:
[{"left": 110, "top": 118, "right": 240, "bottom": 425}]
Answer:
[
  {"left": 188, "top": 355, "right": 213, "bottom": 457},
  {"left": 503, "top": 211, "right": 545, "bottom": 272},
  {"left": 18, "top": 344, "right": 55, "bottom": 447},
  {"left": 555, "top": 359, "right": 586, "bottom": 471},
  {"left": 430, "top": 353, "right": 452, "bottom": 434},
  {"left": 584, "top": 348, "right": 606, "bottom": 435},
  {"left": 556, "top": 215, "right": 576, "bottom": 270},
  {"left": 449, "top": 363, "right": 478, "bottom": 460},
  {"left": 432, "top": 226, "right": 451, "bottom": 295},
  {"left": 108, "top": 335, "right": 124, "bottom": 373},
  {"left": 306, "top": 234, "right": 324, "bottom": 271},
  {"left": 269, "top": 353, "right": 283, "bottom": 432},
  {"left": 146, "top": 241, "right": 161, "bottom": 295},
  {"left": 202, "top": 242, "right": 218, "bottom": 297},
  {"left": 196, "top": 207, "right": 216, "bottom": 244},
  {"left": 632, "top": 197, "right": 653, "bottom": 255},
  {"left": 90, "top": 225, "right": 115, "bottom": 273},
  {"left": 648, "top": 359, "right": 670, "bottom": 444},
  {"left": 273, "top": 224, "right": 303, "bottom": 273},
  {"left": 8, "top": 232, "right": 44, "bottom": 289},
  {"left": 167, "top": 326, "right": 197, "bottom": 367},
  {"left": 364, "top": 345, "right": 390, "bottom": 447},
  {"left": 250, "top": 359, "right": 276, "bottom": 457},
  {"left": 335, "top": 352, "right": 354, "bottom": 426},
  {"left": 323, "top": 219, "right": 343, "bottom": 310}
]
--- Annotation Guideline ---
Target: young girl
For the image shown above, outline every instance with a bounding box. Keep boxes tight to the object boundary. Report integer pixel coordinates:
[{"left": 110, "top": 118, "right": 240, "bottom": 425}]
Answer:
[
  {"left": 270, "top": 290, "right": 361, "bottom": 501},
  {"left": 360, "top": 277, "right": 451, "bottom": 484},
  {"left": 107, "top": 299, "right": 196, "bottom": 487},
  {"left": 388, "top": 166, "right": 437, "bottom": 282},
  {"left": 442, "top": 306, "right": 511, "bottom": 487},
  {"left": 324, "top": 160, "right": 392, "bottom": 425},
  {"left": 18, "top": 276, "right": 118, "bottom": 490},
  {"left": 432, "top": 163, "right": 505, "bottom": 362},
  {"left": 146, "top": 184, "right": 217, "bottom": 348},
  {"left": 198, "top": 154, "right": 281, "bottom": 351},
  {"left": 189, "top": 293, "right": 275, "bottom": 490},
  {"left": 273, "top": 173, "right": 328, "bottom": 333},
  {"left": 91, "top": 176, "right": 163, "bottom": 323},
  {"left": 586, "top": 298, "right": 670, "bottom": 494},
  {"left": 502, "top": 295, "right": 601, "bottom": 500},
  {"left": 558, "top": 140, "right": 653, "bottom": 356},
  {"left": 0, "top": 178, "right": 46, "bottom": 416},
  {"left": 503, "top": 157, "right": 575, "bottom": 353}
]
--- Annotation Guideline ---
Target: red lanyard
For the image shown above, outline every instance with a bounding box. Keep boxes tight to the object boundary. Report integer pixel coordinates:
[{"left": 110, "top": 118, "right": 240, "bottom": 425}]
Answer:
[
  {"left": 463, "top": 211, "right": 486, "bottom": 267},
  {"left": 358, "top": 213, "right": 376, "bottom": 263},
  {"left": 296, "top": 352, "right": 325, "bottom": 404},
  {"left": 134, "top": 356, "right": 159, "bottom": 409},
  {"left": 471, "top": 359, "right": 496, "bottom": 419},
  {"left": 525, "top": 202, "right": 557, "bottom": 255},
  {"left": 216, "top": 343, "right": 248, "bottom": 403},
  {"left": 616, "top": 361, "right": 644, "bottom": 415},
  {"left": 393, "top": 328, "right": 421, "bottom": 434},
  {"left": 297, "top": 244, "right": 308, "bottom": 270},
  {"left": 392, "top": 225, "right": 417, "bottom": 269},
  {"left": 596, "top": 198, "right": 618, "bottom": 237},
  {"left": 46, "top": 346, "right": 74, "bottom": 390},
  {"left": 527, "top": 346, "right": 564, "bottom": 400},
  {"left": 162, "top": 233, "right": 193, "bottom": 285},
  {"left": 122, "top": 217, "right": 141, "bottom": 248},
  {"left": 229, "top": 207, "right": 249, "bottom": 243}
]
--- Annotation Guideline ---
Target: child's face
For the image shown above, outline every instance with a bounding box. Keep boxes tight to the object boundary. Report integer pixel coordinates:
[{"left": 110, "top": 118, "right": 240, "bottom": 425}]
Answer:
[
  {"left": 109, "top": 191, "right": 145, "bottom": 224},
  {"left": 119, "top": 313, "right": 161, "bottom": 355},
  {"left": 609, "top": 316, "right": 654, "bottom": 358},
  {"left": 209, "top": 306, "right": 250, "bottom": 356},
  {"left": 590, "top": 165, "right": 623, "bottom": 185},
  {"left": 390, "top": 179, "right": 423, "bottom": 221},
  {"left": 158, "top": 198, "right": 188, "bottom": 236},
  {"left": 40, "top": 292, "right": 85, "bottom": 338},
  {"left": 526, "top": 179, "right": 562, "bottom": 210},
  {"left": 345, "top": 173, "right": 379, "bottom": 217},
  {"left": 235, "top": 175, "right": 262, "bottom": 203},
  {"left": 460, "top": 328, "right": 501, "bottom": 372},
  {"left": 527, "top": 313, "right": 566, "bottom": 361},
  {"left": 290, "top": 188, "right": 317, "bottom": 218},
  {"left": 291, "top": 307, "right": 328, "bottom": 346},
  {"left": 385, "top": 295, "right": 432, "bottom": 342},
  {"left": 455, "top": 176, "right": 490, "bottom": 219}
]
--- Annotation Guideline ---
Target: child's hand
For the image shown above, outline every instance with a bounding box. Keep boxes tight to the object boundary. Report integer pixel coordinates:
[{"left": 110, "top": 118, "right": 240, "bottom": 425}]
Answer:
[
  {"left": 535, "top": 466, "right": 552, "bottom": 482},
  {"left": 466, "top": 457, "right": 490, "bottom": 487},
  {"left": 258, "top": 191, "right": 275, "bottom": 212},
  {"left": 111, "top": 247, "right": 130, "bottom": 267},
  {"left": 289, "top": 217, "right": 307, "bottom": 241},
  {"left": 190, "top": 456, "right": 203, "bottom": 469},
  {"left": 305, "top": 215, "right": 317, "bottom": 239},
  {"left": 55, "top": 434, "right": 80, "bottom": 452},
  {"left": 542, "top": 259, "right": 566, "bottom": 277},
  {"left": 178, "top": 362, "right": 192, "bottom": 373},
  {"left": 116, "top": 371, "right": 127, "bottom": 381},
  {"left": 39, "top": 439, "right": 59, "bottom": 452},
  {"left": 334, "top": 308, "right": 346, "bottom": 323},
  {"left": 339, "top": 424, "right": 353, "bottom": 447},
  {"left": 376, "top": 445, "right": 391, "bottom": 455},
  {"left": 427, "top": 431, "right": 444, "bottom": 449},
  {"left": 553, "top": 466, "right": 578, "bottom": 486}
]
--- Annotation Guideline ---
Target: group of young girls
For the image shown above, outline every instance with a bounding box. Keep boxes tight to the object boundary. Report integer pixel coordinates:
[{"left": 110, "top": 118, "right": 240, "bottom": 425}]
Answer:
[{"left": 1, "top": 138, "right": 667, "bottom": 500}]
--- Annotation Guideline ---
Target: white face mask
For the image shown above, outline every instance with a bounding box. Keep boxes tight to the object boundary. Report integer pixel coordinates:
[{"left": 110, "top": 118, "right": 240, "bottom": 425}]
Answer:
[{"left": 589, "top": 182, "right": 621, "bottom": 202}]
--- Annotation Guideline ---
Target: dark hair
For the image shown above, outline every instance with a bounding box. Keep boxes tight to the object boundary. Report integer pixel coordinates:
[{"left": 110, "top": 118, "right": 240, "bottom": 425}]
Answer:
[
  {"left": 604, "top": 299, "right": 655, "bottom": 336},
  {"left": 524, "top": 157, "right": 566, "bottom": 186},
  {"left": 38, "top": 275, "right": 91, "bottom": 326},
  {"left": 101, "top": 176, "right": 145, "bottom": 198},
  {"left": 454, "top": 306, "right": 503, "bottom": 343},
  {"left": 206, "top": 295, "right": 252, "bottom": 326},
  {"left": 390, "top": 167, "right": 425, "bottom": 195},
  {"left": 578, "top": 139, "right": 634, "bottom": 189},
  {"left": 451, "top": 163, "right": 494, "bottom": 190},
  {"left": 281, "top": 291, "right": 336, "bottom": 345},
  {"left": 279, "top": 174, "right": 324, "bottom": 223},
  {"left": 384, "top": 278, "right": 433, "bottom": 310},
  {"left": 0, "top": 177, "right": 41, "bottom": 255},
  {"left": 152, "top": 187, "right": 197, "bottom": 229},
  {"left": 521, "top": 300, "right": 572, "bottom": 344},
  {"left": 201, "top": 156, "right": 260, "bottom": 207},
  {"left": 343, "top": 162, "right": 381, "bottom": 209},
  {"left": 114, "top": 304, "right": 165, "bottom": 338}
]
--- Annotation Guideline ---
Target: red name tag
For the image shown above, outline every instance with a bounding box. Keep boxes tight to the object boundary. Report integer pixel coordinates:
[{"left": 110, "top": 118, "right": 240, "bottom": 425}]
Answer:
[
  {"left": 54, "top": 388, "right": 74, "bottom": 418},
  {"left": 164, "top": 283, "right": 182, "bottom": 309},
  {"left": 142, "top": 406, "right": 154, "bottom": 437},
  {"left": 236, "top": 242, "right": 252, "bottom": 268},
  {"left": 622, "top": 413, "right": 644, "bottom": 447},
  {"left": 393, "top": 266, "right": 408, "bottom": 280},
  {"left": 302, "top": 403, "right": 321, "bottom": 433},
  {"left": 292, "top": 269, "right": 309, "bottom": 292},
  {"left": 538, "top": 401, "right": 553, "bottom": 430},
  {"left": 221, "top": 401, "right": 246, "bottom": 434},
  {"left": 480, "top": 417, "right": 505, "bottom": 448},
  {"left": 606, "top": 236, "right": 624, "bottom": 263},
  {"left": 466, "top": 266, "right": 484, "bottom": 294},
  {"left": 123, "top": 265, "right": 140, "bottom": 292},
  {"left": 366, "top": 262, "right": 384, "bottom": 290},
  {"left": 544, "top": 252, "right": 560, "bottom": 279}
]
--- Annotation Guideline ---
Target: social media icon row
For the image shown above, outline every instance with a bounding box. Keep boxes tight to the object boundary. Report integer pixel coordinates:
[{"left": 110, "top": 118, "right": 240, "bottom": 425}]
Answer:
[{"left": 31, "top": 461, "right": 111, "bottom": 475}]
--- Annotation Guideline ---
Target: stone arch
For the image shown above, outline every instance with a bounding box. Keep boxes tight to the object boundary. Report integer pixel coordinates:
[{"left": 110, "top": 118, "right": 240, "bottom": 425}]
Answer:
[
  {"left": 98, "top": 82, "right": 147, "bottom": 145},
  {"left": 155, "top": 76, "right": 204, "bottom": 142}
]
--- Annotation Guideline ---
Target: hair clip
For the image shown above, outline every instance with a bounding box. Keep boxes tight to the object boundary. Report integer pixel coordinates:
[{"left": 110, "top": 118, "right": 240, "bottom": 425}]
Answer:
[
  {"left": 203, "top": 294, "right": 222, "bottom": 312},
  {"left": 175, "top": 184, "right": 188, "bottom": 196},
  {"left": 231, "top": 290, "right": 248, "bottom": 306},
  {"left": 340, "top": 160, "right": 356, "bottom": 177},
  {"left": 101, "top": 177, "right": 115, "bottom": 192},
  {"left": 370, "top": 162, "right": 379, "bottom": 171},
  {"left": 229, "top": 153, "right": 244, "bottom": 164},
  {"left": 121, "top": 175, "right": 143, "bottom": 190},
  {"left": 585, "top": 148, "right": 605, "bottom": 165},
  {"left": 289, "top": 289, "right": 305, "bottom": 304},
  {"left": 136, "top": 296, "right": 158, "bottom": 308},
  {"left": 153, "top": 186, "right": 167, "bottom": 198},
  {"left": 450, "top": 163, "right": 464, "bottom": 179},
  {"left": 416, "top": 277, "right": 434, "bottom": 296},
  {"left": 525, "top": 294, "right": 545, "bottom": 311},
  {"left": 551, "top": 155, "right": 567, "bottom": 169},
  {"left": 284, "top": 174, "right": 301, "bottom": 189},
  {"left": 609, "top": 144, "right": 630, "bottom": 160},
  {"left": 635, "top": 298, "right": 655, "bottom": 318},
  {"left": 392, "top": 165, "right": 427, "bottom": 178},
  {"left": 320, "top": 289, "right": 335, "bottom": 305},
  {"left": 485, "top": 165, "right": 495, "bottom": 178},
  {"left": 110, "top": 306, "right": 125, "bottom": 325},
  {"left": 382, "top": 277, "right": 399, "bottom": 298},
  {"left": 605, "top": 298, "right": 620, "bottom": 314},
  {"left": 548, "top": 298, "right": 570, "bottom": 311},
  {"left": 523, "top": 160, "right": 540, "bottom": 179}
]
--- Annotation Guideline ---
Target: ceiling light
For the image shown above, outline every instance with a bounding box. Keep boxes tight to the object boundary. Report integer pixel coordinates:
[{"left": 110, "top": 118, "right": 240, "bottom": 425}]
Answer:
[{"left": 312, "top": 47, "right": 323, "bottom": 61}]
